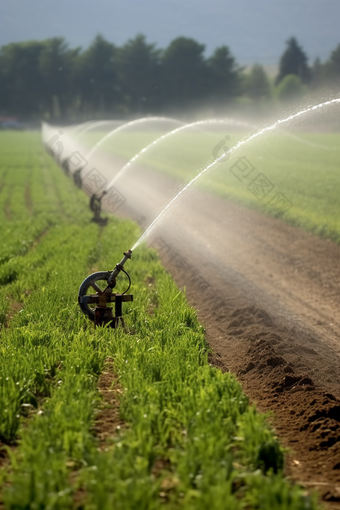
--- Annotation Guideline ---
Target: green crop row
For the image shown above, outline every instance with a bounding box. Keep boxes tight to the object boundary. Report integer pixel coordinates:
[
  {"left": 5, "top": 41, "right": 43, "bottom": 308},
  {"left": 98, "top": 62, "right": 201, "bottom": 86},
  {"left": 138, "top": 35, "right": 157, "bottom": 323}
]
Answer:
[{"left": 0, "top": 132, "right": 319, "bottom": 509}]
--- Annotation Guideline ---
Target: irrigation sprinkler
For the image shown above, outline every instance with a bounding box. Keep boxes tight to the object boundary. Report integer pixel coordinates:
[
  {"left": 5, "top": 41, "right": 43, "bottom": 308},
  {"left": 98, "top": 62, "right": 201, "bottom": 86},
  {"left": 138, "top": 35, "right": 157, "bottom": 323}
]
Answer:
[
  {"left": 89, "top": 191, "right": 108, "bottom": 226},
  {"left": 78, "top": 249, "right": 133, "bottom": 328},
  {"left": 61, "top": 157, "right": 71, "bottom": 177},
  {"left": 73, "top": 168, "right": 82, "bottom": 188}
]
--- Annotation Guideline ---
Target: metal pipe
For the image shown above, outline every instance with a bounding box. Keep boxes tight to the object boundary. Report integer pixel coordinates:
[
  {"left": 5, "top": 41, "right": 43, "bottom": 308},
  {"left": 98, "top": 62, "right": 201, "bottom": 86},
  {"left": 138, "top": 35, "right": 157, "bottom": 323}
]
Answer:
[{"left": 107, "top": 249, "right": 132, "bottom": 286}]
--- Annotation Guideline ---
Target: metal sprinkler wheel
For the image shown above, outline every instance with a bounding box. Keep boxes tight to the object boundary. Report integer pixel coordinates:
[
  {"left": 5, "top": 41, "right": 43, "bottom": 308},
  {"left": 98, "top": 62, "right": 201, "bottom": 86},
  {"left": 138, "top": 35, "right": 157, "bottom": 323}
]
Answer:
[
  {"left": 78, "top": 251, "right": 133, "bottom": 328},
  {"left": 78, "top": 271, "right": 112, "bottom": 322}
]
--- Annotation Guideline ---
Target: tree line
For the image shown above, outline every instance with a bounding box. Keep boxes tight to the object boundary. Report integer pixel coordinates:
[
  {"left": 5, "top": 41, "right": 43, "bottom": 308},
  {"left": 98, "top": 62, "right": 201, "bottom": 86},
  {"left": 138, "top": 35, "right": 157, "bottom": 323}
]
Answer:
[{"left": 0, "top": 34, "right": 339, "bottom": 120}]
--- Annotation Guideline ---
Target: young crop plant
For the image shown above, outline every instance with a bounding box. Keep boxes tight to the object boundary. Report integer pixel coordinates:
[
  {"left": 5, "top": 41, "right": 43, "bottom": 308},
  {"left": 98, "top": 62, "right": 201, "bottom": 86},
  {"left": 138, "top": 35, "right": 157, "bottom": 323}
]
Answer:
[{"left": 0, "top": 132, "right": 320, "bottom": 509}]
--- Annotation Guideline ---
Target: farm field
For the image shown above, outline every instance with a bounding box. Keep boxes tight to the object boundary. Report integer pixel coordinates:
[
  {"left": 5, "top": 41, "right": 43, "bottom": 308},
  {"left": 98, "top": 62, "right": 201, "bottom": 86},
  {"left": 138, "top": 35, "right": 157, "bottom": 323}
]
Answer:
[
  {"left": 81, "top": 129, "right": 340, "bottom": 243},
  {"left": 0, "top": 131, "right": 321, "bottom": 509}
]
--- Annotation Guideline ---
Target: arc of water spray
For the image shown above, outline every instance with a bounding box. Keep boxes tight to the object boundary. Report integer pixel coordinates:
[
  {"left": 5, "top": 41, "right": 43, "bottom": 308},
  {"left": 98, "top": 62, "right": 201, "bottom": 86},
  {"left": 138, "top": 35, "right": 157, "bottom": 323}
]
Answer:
[
  {"left": 83, "top": 116, "right": 185, "bottom": 165},
  {"left": 41, "top": 121, "right": 105, "bottom": 162},
  {"left": 105, "top": 118, "right": 251, "bottom": 190},
  {"left": 133, "top": 98, "right": 340, "bottom": 250},
  {"left": 101, "top": 113, "right": 337, "bottom": 191},
  {"left": 73, "top": 119, "right": 123, "bottom": 139},
  {"left": 56, "top": 120, "right": 123, "bottom": 164},
  {"left": 70, "top": 120, "right": 94, "bottom": 136}
]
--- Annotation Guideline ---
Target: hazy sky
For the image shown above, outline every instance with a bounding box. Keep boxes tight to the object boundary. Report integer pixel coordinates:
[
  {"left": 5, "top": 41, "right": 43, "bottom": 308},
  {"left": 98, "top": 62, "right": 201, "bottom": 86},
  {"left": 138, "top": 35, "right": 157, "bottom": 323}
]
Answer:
[{"left": 0, "top": 0, "right": 338, "bottom": 65}]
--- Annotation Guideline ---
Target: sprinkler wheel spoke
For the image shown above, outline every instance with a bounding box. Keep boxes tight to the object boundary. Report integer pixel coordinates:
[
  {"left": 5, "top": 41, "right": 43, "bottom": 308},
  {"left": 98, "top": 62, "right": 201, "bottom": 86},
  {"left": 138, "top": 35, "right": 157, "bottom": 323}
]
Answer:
[{"left": 90, "top": 281, "right": 104, "bottom": 293}]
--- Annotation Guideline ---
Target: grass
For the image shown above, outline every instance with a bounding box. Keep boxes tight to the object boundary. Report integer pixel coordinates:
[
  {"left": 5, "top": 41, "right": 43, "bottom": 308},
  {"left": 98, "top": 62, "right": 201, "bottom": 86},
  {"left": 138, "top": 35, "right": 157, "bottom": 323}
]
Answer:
[
  {"left": 0, "top": 131, "right": 320, "bottom": 509},
  {"left": 82, "top": 128, "right": 340, "bottom": 244}
]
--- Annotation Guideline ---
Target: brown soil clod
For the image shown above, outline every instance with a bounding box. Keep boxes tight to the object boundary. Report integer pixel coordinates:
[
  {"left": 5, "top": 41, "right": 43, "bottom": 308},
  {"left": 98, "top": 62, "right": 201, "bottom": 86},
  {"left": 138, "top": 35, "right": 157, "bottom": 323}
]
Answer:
[
  {"left": 208, "top": 351, "right": 228, "bottom": 372},
  {"left": 4, "top": 301, "right": 23, "bottom": 328}
]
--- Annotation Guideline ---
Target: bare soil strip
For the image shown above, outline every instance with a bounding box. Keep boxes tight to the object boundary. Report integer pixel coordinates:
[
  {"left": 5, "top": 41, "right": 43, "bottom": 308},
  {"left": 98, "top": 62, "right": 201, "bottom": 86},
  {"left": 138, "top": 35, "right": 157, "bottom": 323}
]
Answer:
[
  {"left": 72, "top": 359, "right": 124, "bottom": 508},
  {"left": 4, "top": 301, "right": 23, "bottom": 328},
  {"left": 93, "top": 357, "right": 125, "bottom": 449}
]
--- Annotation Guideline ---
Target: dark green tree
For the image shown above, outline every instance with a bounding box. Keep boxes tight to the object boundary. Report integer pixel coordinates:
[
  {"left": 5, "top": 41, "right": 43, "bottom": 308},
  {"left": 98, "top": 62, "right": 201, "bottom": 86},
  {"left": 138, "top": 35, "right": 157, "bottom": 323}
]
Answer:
[
  {"left": 245, "top": 64, "right": 271, "bottom": 100},
  {"left": 276, "top": 37, "right": 310, "bottom": 85},
  {"left": 39, "top": 38, "right": 80, "bottom": 118},
  {"left": 162, "top": 37, "right": 208, "bottom": 109},
  {"left": 0, "top": 33, "right": 245, "bottom": 119},
  {"left": 324, "top": 44, "right": 340, "bottom": 81},
  {"left": 118, "top": 34, "right": 161, "bottom": 113},
  {"left": 207, "top": 46, "right": 240, "bottom": 102},
  {"left": 78, "top": 35, "right": 119, "bottom": 117},
  {"left": 0, "top": 41, "right": 43, "bottom": 117},
  {"left": 310, "top": 57, "right": 324, "bottom": 89}
]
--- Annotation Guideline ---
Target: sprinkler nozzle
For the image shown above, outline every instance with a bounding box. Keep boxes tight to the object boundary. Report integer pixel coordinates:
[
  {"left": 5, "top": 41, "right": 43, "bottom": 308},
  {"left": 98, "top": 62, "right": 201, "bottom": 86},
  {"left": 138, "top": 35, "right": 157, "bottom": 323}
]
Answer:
[{"left": 107, "top": 249, "right": 133, "bottom": 287}]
